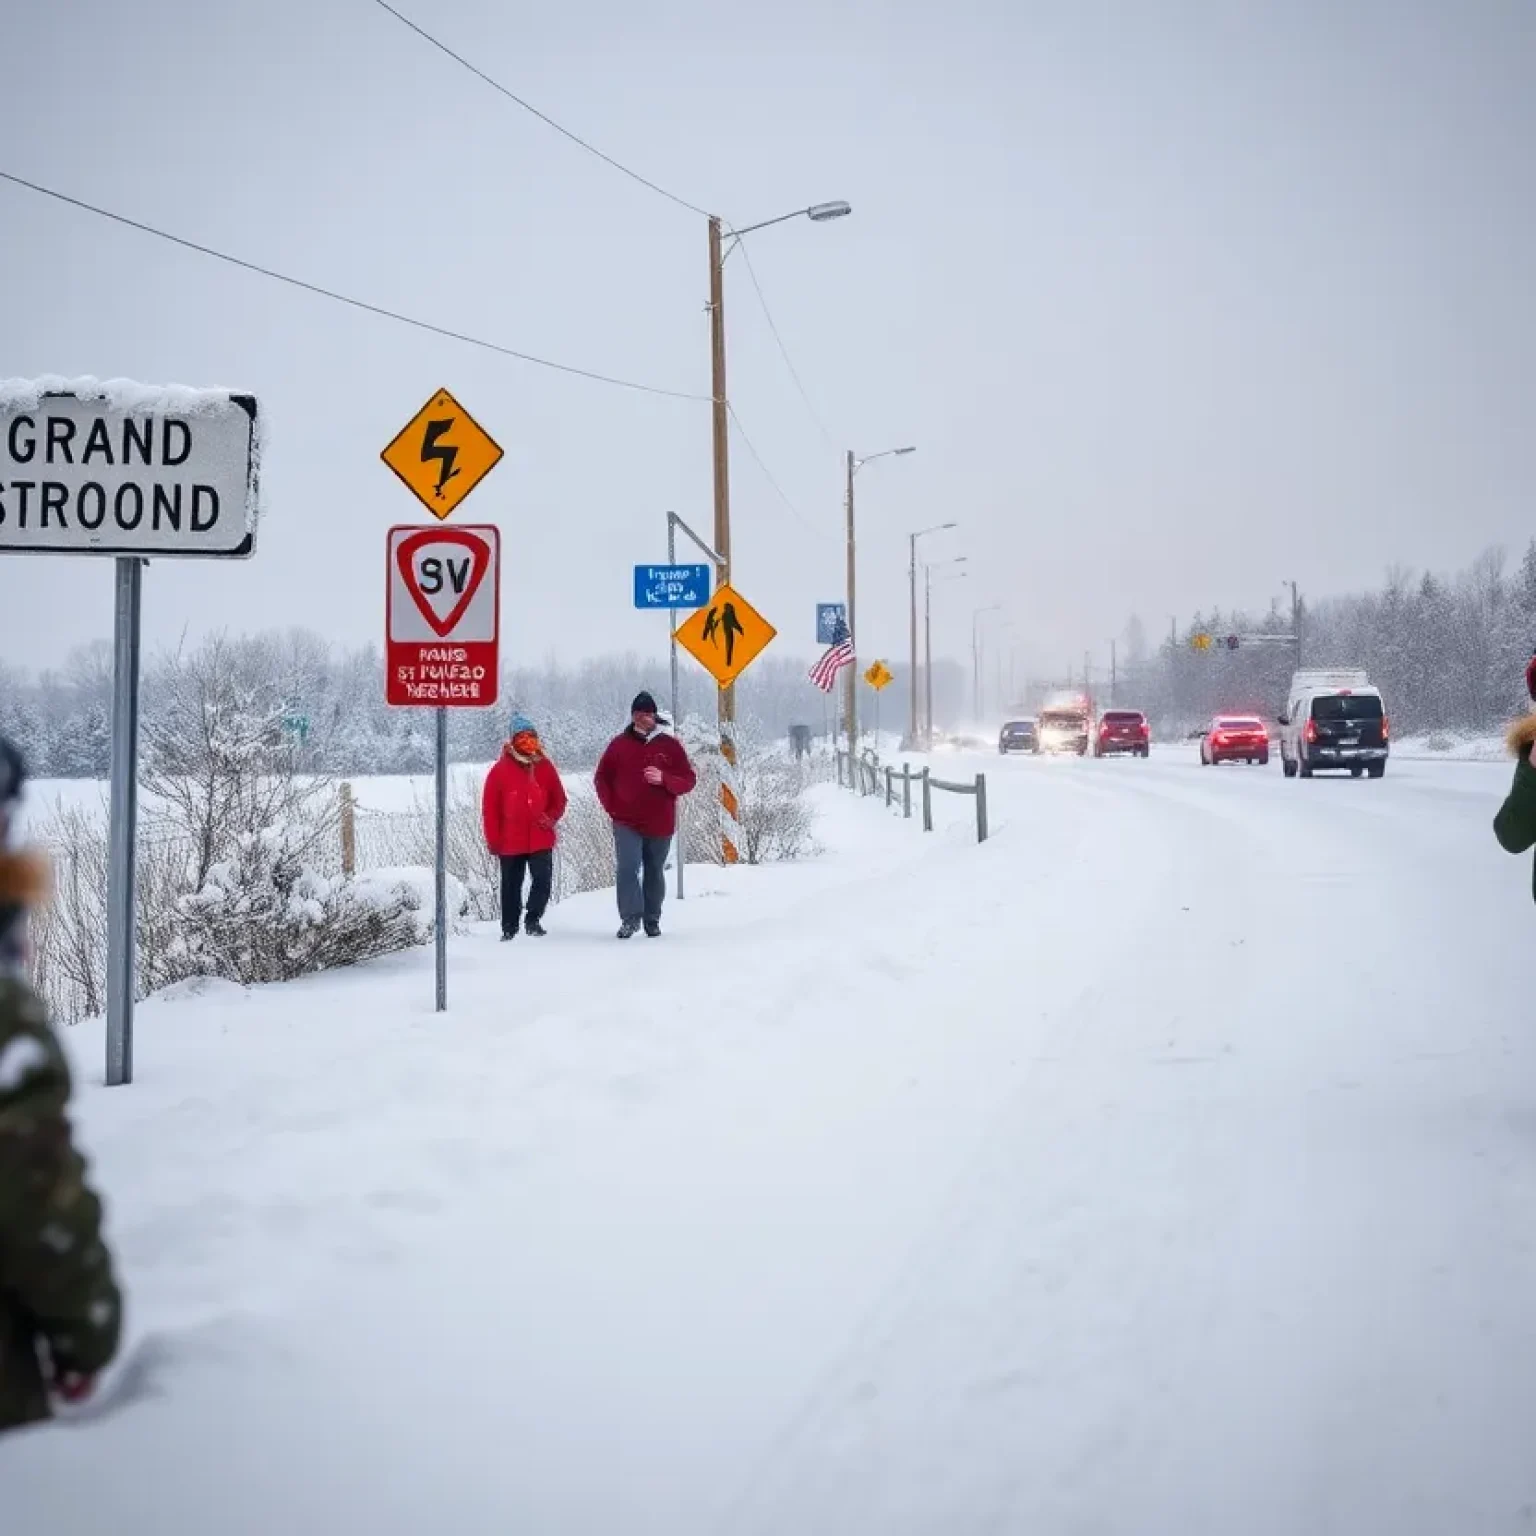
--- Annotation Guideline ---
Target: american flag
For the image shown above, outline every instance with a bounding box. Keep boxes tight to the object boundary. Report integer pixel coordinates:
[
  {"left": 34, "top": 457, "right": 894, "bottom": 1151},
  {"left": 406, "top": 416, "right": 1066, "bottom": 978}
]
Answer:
[{"left": 808, "top": 616, "right": 855, "bottom": 692}]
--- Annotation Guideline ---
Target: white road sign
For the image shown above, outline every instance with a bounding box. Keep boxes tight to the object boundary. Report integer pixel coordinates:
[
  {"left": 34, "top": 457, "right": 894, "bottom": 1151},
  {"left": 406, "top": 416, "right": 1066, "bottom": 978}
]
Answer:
[
  {"left": 0, "top": 377, "right": 261, "bottom": 557},
  {"left": 386, "top": 524, "right": 501, "bottom": 707}
]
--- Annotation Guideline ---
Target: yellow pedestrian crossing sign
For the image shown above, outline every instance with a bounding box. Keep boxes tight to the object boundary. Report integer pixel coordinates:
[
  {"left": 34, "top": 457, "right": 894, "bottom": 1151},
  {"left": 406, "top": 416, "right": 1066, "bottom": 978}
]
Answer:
[
  {"left": 864, "top": 660, "right": 893, "bottom": 690},
  {"left": 381, "top": 389, "right": 503, "bottom": 521},
  {"left": 674, "top": 583, "right": 776, "bottom": 687}
]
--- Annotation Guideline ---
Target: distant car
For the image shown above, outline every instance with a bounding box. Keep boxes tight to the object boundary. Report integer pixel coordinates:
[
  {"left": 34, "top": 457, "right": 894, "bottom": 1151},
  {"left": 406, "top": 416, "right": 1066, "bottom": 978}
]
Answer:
[
  {"left": 1038, "top": 705, "right": 1090, "bottom": 756},
  {"left": 999, "top": 719, "right": 1038, "bottom": 755},
  {"left": 1201, "top": 715, "right": 1270, "bottom": 765},
  {"left": 1095, "top": 710, "right": 1150, "bottom": 758}
]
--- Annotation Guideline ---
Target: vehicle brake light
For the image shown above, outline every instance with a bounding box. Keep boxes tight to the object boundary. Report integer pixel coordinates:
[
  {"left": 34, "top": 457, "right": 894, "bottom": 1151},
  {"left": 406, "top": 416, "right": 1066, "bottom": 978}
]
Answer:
[
  {"left": 1382, "top": 715, "right": 1390, "bottom": 741},
  {"left": 1304, "top": 719, "right": 1318, "bottom": 744}
]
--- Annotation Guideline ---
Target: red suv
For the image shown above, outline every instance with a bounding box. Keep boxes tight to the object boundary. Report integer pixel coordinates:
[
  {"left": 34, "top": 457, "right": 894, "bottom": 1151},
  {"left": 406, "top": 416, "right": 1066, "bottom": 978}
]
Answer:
[
  {"left": 1201, "top": 715, "right": 1270, "bottom": 766},
  {"left": 1095, "top": 710, "right": 1150, "bottom": 758}
]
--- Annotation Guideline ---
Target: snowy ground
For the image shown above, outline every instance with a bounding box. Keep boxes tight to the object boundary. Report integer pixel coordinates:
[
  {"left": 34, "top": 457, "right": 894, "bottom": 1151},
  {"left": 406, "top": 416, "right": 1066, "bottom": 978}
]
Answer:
[
  {"left": 1391, "top": 731, "right": 1511, "bottom": 763},
  {"left": 6, "top": 755, "right": 1536, "bottom": 1534}
]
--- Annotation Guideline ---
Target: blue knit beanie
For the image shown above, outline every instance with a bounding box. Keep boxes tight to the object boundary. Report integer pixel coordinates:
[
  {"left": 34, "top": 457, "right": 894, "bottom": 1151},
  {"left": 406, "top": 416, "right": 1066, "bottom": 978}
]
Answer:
[{"left": 510, "top": 713, "right": 536, "bottom": 737}]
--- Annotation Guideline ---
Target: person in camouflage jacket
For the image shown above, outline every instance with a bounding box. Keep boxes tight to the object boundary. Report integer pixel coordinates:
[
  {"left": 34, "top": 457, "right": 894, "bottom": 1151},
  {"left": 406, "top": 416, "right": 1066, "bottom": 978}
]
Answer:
[{"left": 0, "top": 736, "right": 122, "bottom": 1432}]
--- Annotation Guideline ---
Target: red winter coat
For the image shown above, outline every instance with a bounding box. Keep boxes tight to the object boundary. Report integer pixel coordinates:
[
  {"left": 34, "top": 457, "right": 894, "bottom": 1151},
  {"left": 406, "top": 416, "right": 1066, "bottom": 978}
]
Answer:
[
  {"left": 481, "top": 750, "right": 568, "bottom": 856},
  {"left": 594, "top": 728, "right": 697, "bottom": 838}
]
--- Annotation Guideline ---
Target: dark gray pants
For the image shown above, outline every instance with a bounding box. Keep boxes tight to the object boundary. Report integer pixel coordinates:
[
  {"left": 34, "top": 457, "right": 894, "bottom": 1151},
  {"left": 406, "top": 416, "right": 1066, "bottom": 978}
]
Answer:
[{"left": 614, "top": 824, "right": 670, "bottom": 923}]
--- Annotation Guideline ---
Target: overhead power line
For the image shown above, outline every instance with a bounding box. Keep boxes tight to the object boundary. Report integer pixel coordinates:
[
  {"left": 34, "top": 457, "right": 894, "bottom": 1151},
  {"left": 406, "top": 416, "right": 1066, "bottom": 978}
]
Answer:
[
  {"left": 0, "top": 170, "right": 709, "bottom": 402},
  {"left": 728, "top": 405, "right": 835, "bottom": 545},
  {"left": 737, "top": 242, "right": 840, "bottom": 455},
  {"left": 369, "top": 0, "right": 713, "bottom": 220},
  {"left": 369, "top": 1, "right": 851, "bottom": 491}
]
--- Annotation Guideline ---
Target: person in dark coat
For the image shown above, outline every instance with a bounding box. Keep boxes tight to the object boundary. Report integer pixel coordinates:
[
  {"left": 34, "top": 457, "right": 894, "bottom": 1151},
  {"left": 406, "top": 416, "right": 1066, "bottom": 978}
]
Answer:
[
  {"left": 0, "top": 736, "right": 123, "bottom": 1433},
  {"left": 481, "top": 714, "right": 568, "bottom": 939},
  {"left": 593, "top": 692, "right": 697, "bottom": 939},
  {"left": 1494, "top": 652, "right": 1536, "bottom": 900}
]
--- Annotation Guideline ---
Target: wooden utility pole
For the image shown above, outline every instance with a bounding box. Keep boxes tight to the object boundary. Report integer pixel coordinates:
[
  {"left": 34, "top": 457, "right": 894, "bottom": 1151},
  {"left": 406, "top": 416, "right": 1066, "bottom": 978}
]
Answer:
[
  {"left": 1286, "top": 580, "right": 1302, "bottom": 669},
  {"left": 707, "top": 216, "right": 739, "bottom": 863}
]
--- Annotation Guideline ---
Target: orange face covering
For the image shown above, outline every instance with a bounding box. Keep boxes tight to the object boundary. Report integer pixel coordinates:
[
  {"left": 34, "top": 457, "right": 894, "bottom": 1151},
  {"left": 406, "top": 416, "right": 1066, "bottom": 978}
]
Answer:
[{"left": 511, "top": 731, "right": 541, "bottom": 760}]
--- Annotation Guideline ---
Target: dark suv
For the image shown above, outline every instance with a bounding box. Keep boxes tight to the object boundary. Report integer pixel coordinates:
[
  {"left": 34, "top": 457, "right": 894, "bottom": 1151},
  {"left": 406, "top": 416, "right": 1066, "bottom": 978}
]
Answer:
[
  {"left": 999, "top": 719, "right": 1038, "bottom": 755},
  {"left": 1280, "top": 687, "right": 1389, "bottom": 779}
]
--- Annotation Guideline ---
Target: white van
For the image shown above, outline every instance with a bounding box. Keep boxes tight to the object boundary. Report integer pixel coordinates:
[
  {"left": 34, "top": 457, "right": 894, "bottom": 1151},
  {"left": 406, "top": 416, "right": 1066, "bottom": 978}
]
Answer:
[{"left": 1278, "top": 670, "right": 1389, "bottom": 779}]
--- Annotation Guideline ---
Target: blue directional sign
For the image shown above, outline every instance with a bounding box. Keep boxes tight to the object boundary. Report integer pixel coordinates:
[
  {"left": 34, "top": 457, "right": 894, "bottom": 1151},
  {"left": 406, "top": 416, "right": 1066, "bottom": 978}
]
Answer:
[
  {"left": 816, "top": 602, "right": 848, "bottom": 644},
  {"left": 634, "top": 564, "right": 712, "bottom": 610}
]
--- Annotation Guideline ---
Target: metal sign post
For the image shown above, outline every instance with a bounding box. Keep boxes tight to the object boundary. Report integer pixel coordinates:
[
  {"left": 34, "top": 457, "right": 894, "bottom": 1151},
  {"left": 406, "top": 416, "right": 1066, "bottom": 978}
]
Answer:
[
  {"left": 667, "top": 519, "right": 684, "bottom": 901},
  {"left": 0, "top": 379, "right": 261, "bottom": 1087},
  {"left": 384, "top": 522, "right": 501, "bottom": 1013},
  {"left": 105, "top": 557, "right": 144, "bottom": 1086},
  {"left": 435, "top": 706, "right": 448, "bottom": 1013}
]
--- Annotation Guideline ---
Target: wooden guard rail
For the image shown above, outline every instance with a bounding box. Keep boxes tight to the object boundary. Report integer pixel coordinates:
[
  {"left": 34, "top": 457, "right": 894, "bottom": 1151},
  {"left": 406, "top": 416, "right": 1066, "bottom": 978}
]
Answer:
[{"left": 835, "top": 750, "right": 988, "bottom": 844}]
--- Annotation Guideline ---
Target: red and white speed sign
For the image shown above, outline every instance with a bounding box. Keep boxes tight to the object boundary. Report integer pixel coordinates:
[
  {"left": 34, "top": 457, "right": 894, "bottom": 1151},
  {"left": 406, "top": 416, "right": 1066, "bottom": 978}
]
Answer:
[{"left": 385, "top": 524, "right": 500, "bottom": 707}]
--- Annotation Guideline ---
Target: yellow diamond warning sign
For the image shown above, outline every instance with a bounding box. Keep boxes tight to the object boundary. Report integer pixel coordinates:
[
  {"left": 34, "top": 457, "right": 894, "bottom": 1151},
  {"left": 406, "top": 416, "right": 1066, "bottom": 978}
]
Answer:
[
  {"left": 674, "top": 583, "right": 777, "bottom": 687},
  {"left": 381, "top": 389, "right": 503, "bottom": 520},
  {"left": 864, "top": 660, "right": 893, "bottom": 691}
]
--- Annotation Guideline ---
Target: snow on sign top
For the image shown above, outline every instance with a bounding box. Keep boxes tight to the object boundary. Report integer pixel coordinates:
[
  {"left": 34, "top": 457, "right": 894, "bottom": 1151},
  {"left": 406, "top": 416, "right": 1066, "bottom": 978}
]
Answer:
[{"left": 0, "top": 375, "right": 262, "bottom": 559}]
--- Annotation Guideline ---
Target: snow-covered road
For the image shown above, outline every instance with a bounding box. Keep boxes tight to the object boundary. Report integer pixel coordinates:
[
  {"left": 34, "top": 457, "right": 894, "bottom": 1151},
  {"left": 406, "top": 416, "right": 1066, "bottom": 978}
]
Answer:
[{"left": 7, "top": 753, "right": 1535, "bottom": 1535}]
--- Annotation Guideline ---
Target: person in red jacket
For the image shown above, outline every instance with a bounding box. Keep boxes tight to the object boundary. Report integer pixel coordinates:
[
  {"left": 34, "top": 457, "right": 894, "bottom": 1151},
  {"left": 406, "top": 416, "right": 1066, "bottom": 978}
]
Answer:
[
  {"left": 593, "top": 692, "right": 697, "bottom": 938},
  {"left": 481, "top": 714, "right": 568, "bottom": 940}
]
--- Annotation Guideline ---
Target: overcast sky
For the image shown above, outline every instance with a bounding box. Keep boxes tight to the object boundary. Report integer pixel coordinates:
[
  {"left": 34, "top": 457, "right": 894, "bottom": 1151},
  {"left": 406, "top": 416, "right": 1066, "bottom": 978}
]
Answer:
[{"left": 2, "top": 0, "right": 1532, "bottom": 684}]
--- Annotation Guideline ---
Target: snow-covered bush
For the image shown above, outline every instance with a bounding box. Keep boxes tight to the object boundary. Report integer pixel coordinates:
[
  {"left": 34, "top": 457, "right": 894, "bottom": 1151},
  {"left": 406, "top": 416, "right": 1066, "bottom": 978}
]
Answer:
[
  {"left": 27, "top": 802, "right": 201, "bottom": 1026},
  {"left": 738, "top": 754, "right": 819, "bottom": 864},
  {"left": 171, "top": 825, "right": 427, "bottom": 986},
  {"left": 552, "top": 790, "right": 617, "bottom": 896},
  {"left": 357, "top": 776, "right": 501, "bottom": 922},
  {"left": 676, "top": 715, "right": 818, "bottom": 866}
]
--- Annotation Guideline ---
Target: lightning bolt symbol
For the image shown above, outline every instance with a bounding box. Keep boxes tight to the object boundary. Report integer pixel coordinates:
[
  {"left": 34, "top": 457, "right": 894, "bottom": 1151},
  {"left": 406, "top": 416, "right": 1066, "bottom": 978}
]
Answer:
[{"left": 420, "top": 418, "right": 461, "bottom": 498}]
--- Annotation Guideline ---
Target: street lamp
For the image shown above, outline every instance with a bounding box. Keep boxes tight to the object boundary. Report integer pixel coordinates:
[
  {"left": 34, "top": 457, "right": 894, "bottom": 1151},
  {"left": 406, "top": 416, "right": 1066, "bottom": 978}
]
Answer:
[
  {"left": 705, "top": 199, "right": 850, "bottom": 861},
  {"left": 924, "top": 557, "right": 967, "bottom": 746},
  {"left": 971, "top": 604, "right": 1004, "bottom": 721},
  {"left": 845, "top": 445, "right": 917, "bottom": 759},
  {"left": 908, "top": 519, "right": 957, "bottom": 747}
]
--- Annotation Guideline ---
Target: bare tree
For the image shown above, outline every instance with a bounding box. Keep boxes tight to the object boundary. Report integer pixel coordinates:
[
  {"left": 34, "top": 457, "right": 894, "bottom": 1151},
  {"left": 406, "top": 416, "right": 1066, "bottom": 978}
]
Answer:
[{"left": 140, "top": 634, "right": 336, "bottom": 889}]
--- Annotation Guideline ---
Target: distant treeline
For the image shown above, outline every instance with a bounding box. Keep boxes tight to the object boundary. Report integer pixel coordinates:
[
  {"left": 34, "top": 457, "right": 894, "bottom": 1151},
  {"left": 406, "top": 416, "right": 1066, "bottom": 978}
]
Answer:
[
  {"left": 1106, "top": 541, "right": 1536, "bottom": 738},
  {"left": 0, "top": 632, "right": 963, "bottom": 779}
]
